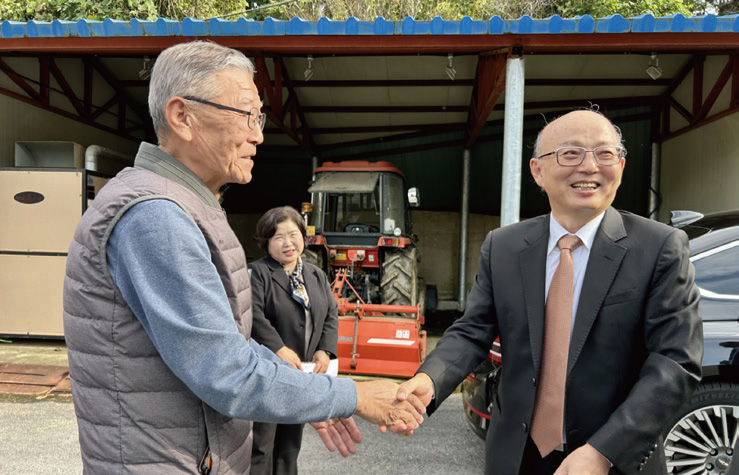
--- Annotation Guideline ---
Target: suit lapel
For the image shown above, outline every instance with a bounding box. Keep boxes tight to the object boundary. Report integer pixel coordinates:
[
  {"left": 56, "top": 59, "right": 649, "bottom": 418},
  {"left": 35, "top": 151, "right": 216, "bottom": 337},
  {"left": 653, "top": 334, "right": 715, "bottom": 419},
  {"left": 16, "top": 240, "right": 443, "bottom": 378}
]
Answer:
[
  {"left": 303, "top": 266, "right": 322, "bottom": 347},
  {"left": 520, "top": 217, "right": 549, "bottom": 375},
  {"left": 567, "top": 207, "right": 627, "bottom": 375},
  {"left": 266, "top": 256, "right": 292, "bottom": 295}
]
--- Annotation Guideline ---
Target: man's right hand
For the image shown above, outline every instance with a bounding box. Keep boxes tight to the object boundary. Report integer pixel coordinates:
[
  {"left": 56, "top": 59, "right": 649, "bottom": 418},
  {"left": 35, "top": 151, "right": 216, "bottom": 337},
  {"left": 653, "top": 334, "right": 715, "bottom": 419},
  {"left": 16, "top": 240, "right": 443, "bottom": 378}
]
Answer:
[
  {"left": 396, "top": 372, "right": 435, "bottom": 408},
  {"left": 275, "top": 346, "right": 303, "bottom": 370},
  {"left": 353, "top": 380, "right": 426, "bottom": 435}
]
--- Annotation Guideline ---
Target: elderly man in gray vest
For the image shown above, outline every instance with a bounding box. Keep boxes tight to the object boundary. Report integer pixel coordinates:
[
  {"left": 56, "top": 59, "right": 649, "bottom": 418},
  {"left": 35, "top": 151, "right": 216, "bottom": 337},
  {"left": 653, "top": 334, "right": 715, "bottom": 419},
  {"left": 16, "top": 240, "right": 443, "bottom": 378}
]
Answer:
[{"left": 63, "top": 41, "right": 425, "bottom": 474}]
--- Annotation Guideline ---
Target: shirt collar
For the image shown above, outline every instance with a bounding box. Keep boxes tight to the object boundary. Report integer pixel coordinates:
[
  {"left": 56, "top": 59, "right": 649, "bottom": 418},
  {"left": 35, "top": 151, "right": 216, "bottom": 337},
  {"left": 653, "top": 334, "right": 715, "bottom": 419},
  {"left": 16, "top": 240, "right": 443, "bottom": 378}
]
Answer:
[
  {"left": 134, "top": 142, "right": 221, "bottom": 210},
  {"left": 547, "top": 211, "right": 606, "bottom": 255}
]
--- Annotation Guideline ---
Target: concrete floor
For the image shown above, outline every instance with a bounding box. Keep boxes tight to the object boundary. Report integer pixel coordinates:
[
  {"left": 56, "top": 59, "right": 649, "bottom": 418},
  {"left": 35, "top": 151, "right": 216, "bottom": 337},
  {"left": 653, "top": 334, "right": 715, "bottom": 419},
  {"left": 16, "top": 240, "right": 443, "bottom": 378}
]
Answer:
[
  {"left": 0, "top": 339, "right": 69, "bottom": 366},
  {"left": 0, "top": 325, "right": 483, "bottom": 475}
]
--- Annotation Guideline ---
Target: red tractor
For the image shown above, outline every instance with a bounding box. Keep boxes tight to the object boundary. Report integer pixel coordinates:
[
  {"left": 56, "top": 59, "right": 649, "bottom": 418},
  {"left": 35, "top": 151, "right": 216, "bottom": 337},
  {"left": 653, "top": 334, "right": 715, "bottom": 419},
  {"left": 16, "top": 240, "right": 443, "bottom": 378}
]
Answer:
[{"left": 302, "top": 161, "right": 426, "bottom": 378}]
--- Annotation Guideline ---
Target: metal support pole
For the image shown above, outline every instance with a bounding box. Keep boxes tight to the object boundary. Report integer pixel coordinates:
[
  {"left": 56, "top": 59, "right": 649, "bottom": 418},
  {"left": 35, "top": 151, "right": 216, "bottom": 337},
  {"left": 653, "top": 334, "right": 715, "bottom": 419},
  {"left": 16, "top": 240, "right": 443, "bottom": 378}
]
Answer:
[
  {"left": 501, "top": 55, "right": 525, "bottom": 227},
  {"left": 649, "top": 143, "right": 661, "bottom": 220},
  {"left": 311, "top": 156, "right": 319, "bottom": 177},
  {"left": 457, "top": 149, "right": 471, "bottom": 308},
  {"left": 310, "top": 155, "right": 319, "bottom": 208}
]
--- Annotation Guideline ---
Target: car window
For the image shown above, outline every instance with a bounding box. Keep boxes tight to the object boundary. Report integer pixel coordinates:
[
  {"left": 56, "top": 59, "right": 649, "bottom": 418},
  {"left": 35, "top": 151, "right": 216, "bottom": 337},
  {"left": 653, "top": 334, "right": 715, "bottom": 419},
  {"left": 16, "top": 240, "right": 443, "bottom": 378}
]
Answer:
[
  {"left": 692, "top": 240, "right": 739, "bottom": 297},
  {"left": 682, "top": 225, "right": 711, "bottom": 240}
]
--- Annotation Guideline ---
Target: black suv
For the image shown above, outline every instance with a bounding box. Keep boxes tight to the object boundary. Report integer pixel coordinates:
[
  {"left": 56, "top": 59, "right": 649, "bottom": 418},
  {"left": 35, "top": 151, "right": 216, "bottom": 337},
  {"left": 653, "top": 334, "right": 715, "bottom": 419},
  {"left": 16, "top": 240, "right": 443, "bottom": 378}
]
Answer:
[{"left": 461, "top": 210, "right": 739, "bottom": 474}]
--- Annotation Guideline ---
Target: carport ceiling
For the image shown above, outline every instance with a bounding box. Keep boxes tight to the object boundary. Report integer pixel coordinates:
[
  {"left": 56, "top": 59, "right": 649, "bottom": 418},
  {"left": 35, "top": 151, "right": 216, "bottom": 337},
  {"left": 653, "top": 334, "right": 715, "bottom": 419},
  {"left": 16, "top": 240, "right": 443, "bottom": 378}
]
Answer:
[
  {"left": 263, "top": 52, "right": 688, "bottom": 150},
  {"left": 0, "top": 16, "right": 737, "bottom": 216},
  {"left": 0, "top": 17, "right": 737, "bottom": 161}
]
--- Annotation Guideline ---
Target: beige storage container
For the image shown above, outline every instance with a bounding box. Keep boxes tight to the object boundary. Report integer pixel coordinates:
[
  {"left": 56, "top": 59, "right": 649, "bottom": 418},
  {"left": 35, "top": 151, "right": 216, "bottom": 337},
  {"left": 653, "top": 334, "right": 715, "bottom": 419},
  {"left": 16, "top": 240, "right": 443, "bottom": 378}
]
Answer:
[
  {"left": 15, "top": 141, "right": 85, "bottom": 168},
  {"left": 0, "top": 168, "right": 109, "bottom": 338},
  {"left": 0, "top": 169, "right": 83, "bottom": 253},
  {"left": 0, "top": 254, "right": 67, "bottom": 337}
]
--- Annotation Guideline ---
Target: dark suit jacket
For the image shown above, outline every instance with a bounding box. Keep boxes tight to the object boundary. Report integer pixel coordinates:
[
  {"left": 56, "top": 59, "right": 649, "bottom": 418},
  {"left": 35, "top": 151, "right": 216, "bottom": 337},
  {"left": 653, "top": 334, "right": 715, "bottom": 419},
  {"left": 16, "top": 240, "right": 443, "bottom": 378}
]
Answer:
[
  {"left": 249, "top": 255, "right": 338, "bottom": 361},
  {"left": 419, "top": 208, "right": 703, "bottom": 474}
]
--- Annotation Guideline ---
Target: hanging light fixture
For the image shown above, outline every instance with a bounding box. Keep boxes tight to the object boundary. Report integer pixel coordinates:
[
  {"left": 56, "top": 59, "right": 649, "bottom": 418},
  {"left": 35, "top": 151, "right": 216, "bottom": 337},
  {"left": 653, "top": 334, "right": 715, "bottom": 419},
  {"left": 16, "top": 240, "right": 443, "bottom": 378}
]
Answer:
[
  {"left": 446, "top": 53, "right": 456, "bottom": 81},
  {"left": 646, "top": 53, "right": 662, "bottom": 80},
  {"left": 304, "top": 55, "right": 314, "bottom": 81},
  {"left": 138, "top": 56, "right": 152, "bottom": 80}
]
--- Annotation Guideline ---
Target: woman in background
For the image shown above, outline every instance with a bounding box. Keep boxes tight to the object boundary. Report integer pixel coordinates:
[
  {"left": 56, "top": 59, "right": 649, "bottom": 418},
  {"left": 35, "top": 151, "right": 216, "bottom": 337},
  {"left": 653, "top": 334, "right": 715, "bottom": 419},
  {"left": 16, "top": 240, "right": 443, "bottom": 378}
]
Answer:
[{"left": 249, "top": 206, "right": 339, "bottom": 475}]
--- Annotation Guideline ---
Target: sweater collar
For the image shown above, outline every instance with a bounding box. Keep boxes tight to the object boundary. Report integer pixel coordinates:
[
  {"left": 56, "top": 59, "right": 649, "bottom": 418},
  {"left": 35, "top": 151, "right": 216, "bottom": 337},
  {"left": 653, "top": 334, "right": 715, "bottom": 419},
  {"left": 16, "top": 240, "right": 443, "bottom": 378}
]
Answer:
[{"left": 134, "top": 142, "right": 221, "bottom": 209}]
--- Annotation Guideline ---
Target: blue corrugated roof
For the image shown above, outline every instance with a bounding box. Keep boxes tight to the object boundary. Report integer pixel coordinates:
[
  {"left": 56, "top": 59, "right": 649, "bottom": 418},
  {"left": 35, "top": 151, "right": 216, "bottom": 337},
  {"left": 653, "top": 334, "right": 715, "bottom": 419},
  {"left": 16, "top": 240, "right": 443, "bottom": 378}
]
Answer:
[{"left": 1, "top": 14, "right": 738, "bottom": 39}]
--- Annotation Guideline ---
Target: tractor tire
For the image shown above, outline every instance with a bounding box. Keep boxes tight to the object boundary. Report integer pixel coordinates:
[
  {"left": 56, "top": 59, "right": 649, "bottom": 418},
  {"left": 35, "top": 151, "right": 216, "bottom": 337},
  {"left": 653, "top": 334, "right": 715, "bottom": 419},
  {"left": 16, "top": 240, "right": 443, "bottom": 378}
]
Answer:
[
  {"left": 301, "top": 248, "right": 325, "bottom": 273},
  {"left": 417, "top": 278, "right": 426, "bottom": 317},
  {"left": 381, "top": 248, "right": 418, "bottom": 311}
]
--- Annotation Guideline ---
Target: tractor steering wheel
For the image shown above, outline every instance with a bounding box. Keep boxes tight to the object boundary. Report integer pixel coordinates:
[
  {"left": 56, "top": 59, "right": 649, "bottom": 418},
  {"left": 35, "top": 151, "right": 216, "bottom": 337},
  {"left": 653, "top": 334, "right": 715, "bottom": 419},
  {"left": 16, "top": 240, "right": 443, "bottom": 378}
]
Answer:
[{"left": 343, "top": 223, "right": 380, "bottom": 233}]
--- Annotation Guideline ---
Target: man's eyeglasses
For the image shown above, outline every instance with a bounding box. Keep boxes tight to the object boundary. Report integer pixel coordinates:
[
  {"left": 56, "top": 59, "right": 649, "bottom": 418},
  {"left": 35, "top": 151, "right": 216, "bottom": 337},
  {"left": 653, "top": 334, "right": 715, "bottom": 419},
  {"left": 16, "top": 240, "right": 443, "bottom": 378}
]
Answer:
[
  {"left": 536, "top": 146, "right": 625, "bottom": 167},
  {"left": 184, "top": 96, "right": 266, "bottom": 131}
]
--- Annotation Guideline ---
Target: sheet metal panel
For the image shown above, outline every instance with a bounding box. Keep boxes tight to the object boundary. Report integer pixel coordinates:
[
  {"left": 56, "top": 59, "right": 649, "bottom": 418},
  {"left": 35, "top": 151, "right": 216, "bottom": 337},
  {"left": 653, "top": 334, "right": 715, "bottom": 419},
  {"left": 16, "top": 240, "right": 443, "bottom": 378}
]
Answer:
[
  {"left": 2, "top": 14, "right": 737, "bottom": 39},
  {"left": 308, "top": 171, "right": 379, "bottom": 193}
]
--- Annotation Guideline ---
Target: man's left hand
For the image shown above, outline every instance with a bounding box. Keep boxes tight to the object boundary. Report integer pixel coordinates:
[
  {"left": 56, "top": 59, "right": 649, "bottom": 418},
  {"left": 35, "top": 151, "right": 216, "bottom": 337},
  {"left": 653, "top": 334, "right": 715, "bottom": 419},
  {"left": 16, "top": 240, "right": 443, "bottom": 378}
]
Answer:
[
  {"left": 312, "top": 350, "right": 330, "bottom": 374},
  {"left": 309, "top": 417, "right": 362, "bottom": 457},
  {"left": 554, "top": 444, "right": 611, "bottom": 475}
]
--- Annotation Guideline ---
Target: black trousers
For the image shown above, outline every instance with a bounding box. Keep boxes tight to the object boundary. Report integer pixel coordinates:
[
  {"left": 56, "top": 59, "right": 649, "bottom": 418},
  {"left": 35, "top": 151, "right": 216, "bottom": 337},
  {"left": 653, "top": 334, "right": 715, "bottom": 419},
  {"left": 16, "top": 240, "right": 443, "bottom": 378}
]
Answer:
[
  {"left": 251, "top": 422, "right": 305, "bottom": 475},
  {"left": 518, "top": 436, "right": 567, "bottom": 475}
]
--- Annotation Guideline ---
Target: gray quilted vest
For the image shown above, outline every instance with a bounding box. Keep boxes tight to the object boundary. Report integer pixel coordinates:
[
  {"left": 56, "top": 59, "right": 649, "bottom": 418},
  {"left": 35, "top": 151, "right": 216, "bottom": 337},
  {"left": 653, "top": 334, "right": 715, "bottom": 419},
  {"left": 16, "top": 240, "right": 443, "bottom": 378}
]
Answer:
[{"left": 63, "top": 143, "right": 253, "bottom": 474}]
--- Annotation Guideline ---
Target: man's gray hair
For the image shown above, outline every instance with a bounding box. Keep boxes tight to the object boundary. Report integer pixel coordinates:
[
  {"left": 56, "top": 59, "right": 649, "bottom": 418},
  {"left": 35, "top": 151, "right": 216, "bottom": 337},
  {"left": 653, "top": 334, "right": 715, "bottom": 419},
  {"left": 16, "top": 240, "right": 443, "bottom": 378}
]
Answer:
[
  {"left": 148, "top": 41, "right": 255, "bottom": 142},
  {"left": 531, "top": 107, "right": 625, "bottom": 158}
]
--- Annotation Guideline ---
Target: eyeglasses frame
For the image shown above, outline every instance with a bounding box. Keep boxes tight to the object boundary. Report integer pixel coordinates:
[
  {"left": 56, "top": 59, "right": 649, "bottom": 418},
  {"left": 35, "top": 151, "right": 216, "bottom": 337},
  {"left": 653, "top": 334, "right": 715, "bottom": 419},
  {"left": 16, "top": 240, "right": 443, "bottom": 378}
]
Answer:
[
  {"left": 536, "top": 146, "right": 626, "bottom": 167},
  {"left": 183, "top": 96, "right": 266, "bottom": 131}
]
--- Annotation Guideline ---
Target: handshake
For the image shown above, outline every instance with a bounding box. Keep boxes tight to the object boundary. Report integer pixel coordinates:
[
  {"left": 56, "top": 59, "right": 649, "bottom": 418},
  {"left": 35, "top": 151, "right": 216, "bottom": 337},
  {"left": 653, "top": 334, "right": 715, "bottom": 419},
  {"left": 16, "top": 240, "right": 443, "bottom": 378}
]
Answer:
[{"left": 310, "top": 373, "right": 435, "bottom": 456}]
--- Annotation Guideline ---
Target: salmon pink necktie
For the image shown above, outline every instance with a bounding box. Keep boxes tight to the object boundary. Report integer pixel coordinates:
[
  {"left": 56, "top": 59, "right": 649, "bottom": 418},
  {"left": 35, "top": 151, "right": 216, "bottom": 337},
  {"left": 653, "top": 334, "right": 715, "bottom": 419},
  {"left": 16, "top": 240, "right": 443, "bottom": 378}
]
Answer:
[{"left": 530, "top": 234, "right": 582, "bottom": 457}]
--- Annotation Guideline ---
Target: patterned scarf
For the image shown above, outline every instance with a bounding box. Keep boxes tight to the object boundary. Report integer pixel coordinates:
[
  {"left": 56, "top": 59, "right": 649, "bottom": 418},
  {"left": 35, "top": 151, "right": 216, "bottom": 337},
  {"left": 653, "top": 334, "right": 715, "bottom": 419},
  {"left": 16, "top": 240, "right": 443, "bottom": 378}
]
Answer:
[{"left": 286, "top": 257, "right": 311, "bottom": 310}]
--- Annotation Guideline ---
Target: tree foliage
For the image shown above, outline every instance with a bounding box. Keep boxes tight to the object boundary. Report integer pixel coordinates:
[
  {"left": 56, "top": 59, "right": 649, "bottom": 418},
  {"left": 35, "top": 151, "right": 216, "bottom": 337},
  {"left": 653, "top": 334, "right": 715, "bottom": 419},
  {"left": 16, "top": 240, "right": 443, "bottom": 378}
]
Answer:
[
  {"left": 1, "top": 0, "right": 725, "bottom": 22},
  {"left": 0, "top": 0, "right": 158, "bottom": 21},
  {"left": 0, "top": 0, "right": 253, "bottom": 21},
  {"left": 272, "top": 0, "right": 695, "bottom": 21}
]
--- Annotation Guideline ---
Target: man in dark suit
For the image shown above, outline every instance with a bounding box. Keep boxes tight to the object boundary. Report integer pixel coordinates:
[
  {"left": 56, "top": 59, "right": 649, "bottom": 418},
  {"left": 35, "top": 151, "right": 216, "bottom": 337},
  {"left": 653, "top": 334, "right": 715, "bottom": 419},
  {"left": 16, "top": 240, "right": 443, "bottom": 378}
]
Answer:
[{"left": 398, "top": 109, "right": 703, "bottom": 474}]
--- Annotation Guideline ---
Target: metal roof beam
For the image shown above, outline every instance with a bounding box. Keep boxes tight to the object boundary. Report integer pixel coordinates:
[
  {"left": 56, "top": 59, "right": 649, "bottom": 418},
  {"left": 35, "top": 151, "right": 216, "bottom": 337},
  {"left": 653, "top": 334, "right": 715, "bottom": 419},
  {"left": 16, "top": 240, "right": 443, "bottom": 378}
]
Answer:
[
  {"left": 283, "top": 78, "right": 672, "bottom": 88},
  {"left": 270, "top": 108, "right": 653, "bottom": 158},
  {"left": 300, "top": 96, "right": 659, "bottom": 114},
  {"left": 39, "top": 57, "right": 50, "bottom": 104},
  {"left": 663, "top": 103, "right": 739, "bottom": 141},
  {"left": 295, "top": 123, "right": 465, "bottom": 135},
  {"left": 48, "top": 58, "right": 87, "bottom": 118},
  {"left": 90, "top": 57, "right": 152, "bottom": 132},
  {"left": 464, "top": 53, "right": 507, "bottom": 149},
  {"left": 0, "top": 58, "right": 43, "bottom": 101},
  {"left": 287, "top": 79, "right": 474, "bottom": 87},
  {"left": 83, "top": 57, "right": 93, "bottom": 115},
  {"left": 302, "top": 105, "right": 469, "bottom": 113},
  {"left": 253, "top": 54, "right": 317, "bottom": 154},
  {"left": 0, "top": 84, "right": 143, "bottom": 143},
  {"left": 695, "top": 55, "right": 733, "bottom": 122},
  {"left": 319, "top": 127, "right": 459, "bottom": 152},
  {"left": 276, "top": 56, "right": 317, "bottom": 153},
  {"left": 692, "top": 55, "right": 705, "bottom": 118},
  {"left": 0, "top": 55, "right": 152, "bottom": 143},
  {"left": 659, "top": 53, "right": 737, "bottom": 141},
  {"left": 117, "top": 77, "right": 672, "bottom": 89}
]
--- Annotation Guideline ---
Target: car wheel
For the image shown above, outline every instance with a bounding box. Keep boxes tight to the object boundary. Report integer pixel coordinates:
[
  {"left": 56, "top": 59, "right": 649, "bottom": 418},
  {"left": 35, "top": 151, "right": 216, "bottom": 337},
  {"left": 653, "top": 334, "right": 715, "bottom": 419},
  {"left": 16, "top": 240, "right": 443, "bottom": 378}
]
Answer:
[{"left": 663, "top": 382, "right": 739, "bottom": 474}]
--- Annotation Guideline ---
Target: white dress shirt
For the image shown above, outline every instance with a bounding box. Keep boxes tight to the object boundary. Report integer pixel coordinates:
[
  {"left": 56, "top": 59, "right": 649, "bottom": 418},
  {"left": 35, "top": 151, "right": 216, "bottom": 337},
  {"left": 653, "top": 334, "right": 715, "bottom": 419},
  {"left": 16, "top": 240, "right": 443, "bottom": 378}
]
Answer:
[{"left": 545, "top": 211, "right": 606, "bottom": 331}]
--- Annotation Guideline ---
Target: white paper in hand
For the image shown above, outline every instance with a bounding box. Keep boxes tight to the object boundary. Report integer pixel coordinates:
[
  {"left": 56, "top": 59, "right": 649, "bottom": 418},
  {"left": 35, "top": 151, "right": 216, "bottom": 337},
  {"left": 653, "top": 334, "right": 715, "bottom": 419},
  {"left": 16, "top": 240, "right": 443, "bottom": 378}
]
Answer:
[{"left": 301, "top": 359, "right": 339, "bottom": 377}]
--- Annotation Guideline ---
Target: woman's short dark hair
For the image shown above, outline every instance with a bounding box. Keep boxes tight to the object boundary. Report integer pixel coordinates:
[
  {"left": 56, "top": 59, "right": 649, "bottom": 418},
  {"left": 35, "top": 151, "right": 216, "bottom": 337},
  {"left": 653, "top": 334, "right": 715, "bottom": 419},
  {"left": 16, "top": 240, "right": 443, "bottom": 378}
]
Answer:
[{"left": 254, "top": 206, "right": 307, "bottom": 254}]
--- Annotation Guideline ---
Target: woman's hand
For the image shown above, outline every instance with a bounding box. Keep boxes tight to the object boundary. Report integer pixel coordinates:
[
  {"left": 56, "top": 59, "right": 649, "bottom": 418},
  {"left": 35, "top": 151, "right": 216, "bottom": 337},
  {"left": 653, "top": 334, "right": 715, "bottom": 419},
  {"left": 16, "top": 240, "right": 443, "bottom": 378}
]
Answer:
[
  {"left": 276, "top": 346, "right": 303, "bottom": 370},
  {"left": 312, "top": 350, "right": 331, "bottom": 373}
]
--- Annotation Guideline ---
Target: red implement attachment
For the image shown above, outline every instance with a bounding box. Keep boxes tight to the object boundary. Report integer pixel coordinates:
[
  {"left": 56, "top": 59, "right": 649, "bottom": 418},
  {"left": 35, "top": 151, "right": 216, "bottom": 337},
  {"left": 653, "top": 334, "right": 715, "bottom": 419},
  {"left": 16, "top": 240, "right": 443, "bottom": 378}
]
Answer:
[{"left": 331, "top": 269, "right": 426, "bottom": 378}]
